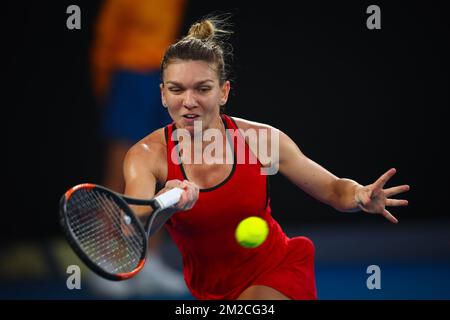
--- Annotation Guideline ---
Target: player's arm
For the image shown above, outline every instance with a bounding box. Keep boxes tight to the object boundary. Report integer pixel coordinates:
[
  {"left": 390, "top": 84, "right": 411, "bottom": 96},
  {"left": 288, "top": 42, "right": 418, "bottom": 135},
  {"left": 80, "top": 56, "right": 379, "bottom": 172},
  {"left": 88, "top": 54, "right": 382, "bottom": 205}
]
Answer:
[
  {"left": 277, "top": 130, "right": 363, "bottom": 212},
  {"left": 231, "top": 117, "right": 361, "bottom": 211},
  {"left": 123, "top": 140, "right": 200, "bottom": 220},
  {"left": 277, "top": 129, "right": 410, "bottom": 221},
  {"left": 123, "top": 142, "right": 162, "bottom": 220}
]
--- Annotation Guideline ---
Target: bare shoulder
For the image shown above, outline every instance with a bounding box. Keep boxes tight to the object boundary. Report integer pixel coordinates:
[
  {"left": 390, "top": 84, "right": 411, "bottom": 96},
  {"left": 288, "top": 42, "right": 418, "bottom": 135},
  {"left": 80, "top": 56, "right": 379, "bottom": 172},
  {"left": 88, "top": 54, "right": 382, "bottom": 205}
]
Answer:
[
  {"left": 229, "top": 116, "right": 278, "bottom": 132},
  {"left": 229, "top": 116, "right": 283, "bottom": 145},
  {"left": 229, "top": 116, "right": 283, "bottom": 168},
  {"left": 124, "top": 128, "right": 168, "bottom": 183}
]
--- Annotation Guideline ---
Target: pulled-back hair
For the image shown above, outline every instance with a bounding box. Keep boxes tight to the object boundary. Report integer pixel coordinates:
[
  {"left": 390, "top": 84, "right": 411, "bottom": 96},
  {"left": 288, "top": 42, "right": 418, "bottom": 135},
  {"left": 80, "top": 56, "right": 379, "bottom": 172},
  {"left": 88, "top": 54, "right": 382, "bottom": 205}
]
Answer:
[{"left": 161, "top": 15, "right": 233, "bottom": 86}]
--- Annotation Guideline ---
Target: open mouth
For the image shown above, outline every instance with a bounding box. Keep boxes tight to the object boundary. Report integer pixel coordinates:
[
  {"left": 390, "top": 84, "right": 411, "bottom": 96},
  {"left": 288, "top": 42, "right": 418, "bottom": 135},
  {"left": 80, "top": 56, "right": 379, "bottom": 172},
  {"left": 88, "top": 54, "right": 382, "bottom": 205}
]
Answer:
[{"left": 182, "top": 114, "right": 200, "bottom": 119}]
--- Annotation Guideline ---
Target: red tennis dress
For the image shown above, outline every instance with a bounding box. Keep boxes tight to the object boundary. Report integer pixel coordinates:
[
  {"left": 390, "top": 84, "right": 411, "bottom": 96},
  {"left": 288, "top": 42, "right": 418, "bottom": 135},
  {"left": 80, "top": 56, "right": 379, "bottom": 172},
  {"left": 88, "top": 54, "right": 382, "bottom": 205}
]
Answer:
[{"left": 164, "top": 114, "right": 317, "bottom": 300}]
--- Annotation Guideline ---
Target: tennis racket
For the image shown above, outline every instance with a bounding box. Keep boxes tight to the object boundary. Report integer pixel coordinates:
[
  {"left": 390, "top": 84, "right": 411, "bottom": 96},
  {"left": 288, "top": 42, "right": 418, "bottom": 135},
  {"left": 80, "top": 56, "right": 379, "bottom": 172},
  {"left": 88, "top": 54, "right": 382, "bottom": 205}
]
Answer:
[{"left": 59, "top": 183, "right": 183, "bottom": 281}]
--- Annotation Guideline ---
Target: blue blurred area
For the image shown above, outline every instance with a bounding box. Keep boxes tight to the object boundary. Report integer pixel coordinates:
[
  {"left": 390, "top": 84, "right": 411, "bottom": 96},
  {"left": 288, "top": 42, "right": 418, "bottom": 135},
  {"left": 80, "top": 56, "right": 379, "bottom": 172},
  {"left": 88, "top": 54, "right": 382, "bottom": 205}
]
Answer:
[
  {"left": 288, "top": 218, "right": 450, "bottom": 300},
  {"left": 316, "top": 263, "right": 450, "bottom": 300},
  {"left": 1, "top": 218, "right": 448, "bottom": 300}
]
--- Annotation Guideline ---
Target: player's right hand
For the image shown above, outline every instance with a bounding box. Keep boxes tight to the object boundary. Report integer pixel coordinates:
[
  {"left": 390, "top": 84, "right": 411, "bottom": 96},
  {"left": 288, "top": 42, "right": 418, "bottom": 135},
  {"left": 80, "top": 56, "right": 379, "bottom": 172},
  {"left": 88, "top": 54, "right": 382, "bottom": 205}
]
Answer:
[{"left": 159, "top": 179, "right": 199, "bottom": 211}]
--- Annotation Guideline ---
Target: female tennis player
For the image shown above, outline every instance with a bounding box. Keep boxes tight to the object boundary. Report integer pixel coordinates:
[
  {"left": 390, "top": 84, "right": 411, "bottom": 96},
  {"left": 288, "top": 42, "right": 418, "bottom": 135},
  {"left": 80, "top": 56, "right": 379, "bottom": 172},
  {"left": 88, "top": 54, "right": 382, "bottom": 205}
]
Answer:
[{"left": 123, "top": 16, "right": 410, "bottom": 300}]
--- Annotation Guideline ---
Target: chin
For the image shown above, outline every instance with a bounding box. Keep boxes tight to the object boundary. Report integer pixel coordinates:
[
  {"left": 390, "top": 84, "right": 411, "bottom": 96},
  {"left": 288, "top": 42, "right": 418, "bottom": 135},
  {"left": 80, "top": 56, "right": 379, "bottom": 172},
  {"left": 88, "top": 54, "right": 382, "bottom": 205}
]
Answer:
[{"left": 174, "top": 121, "right": 195, "bottom": 135}]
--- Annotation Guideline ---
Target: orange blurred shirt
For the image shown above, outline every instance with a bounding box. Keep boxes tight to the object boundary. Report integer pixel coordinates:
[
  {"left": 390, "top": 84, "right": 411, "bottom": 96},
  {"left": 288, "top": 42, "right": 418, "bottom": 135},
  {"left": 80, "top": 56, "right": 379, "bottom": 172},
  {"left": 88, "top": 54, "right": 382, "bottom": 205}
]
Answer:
[{"left": 91, "top": 0, "right": 186, "bottom": 98}]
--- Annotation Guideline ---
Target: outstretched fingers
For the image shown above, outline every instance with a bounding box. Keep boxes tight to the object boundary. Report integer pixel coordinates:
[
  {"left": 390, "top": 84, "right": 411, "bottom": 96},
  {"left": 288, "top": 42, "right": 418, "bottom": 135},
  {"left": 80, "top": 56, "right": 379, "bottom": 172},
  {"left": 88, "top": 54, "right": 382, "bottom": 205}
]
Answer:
[
  {"left": 386, "top": 198, "right": 409, "bottom": 207},
  {"left": 373, "top": 168, "right": 397, "bottom": 190},
  {"left": 384, "top": 185, "right": 410, "bottom": 197},
  {"left": 382, "top": 209, "right": 398, "bottom": 224}
]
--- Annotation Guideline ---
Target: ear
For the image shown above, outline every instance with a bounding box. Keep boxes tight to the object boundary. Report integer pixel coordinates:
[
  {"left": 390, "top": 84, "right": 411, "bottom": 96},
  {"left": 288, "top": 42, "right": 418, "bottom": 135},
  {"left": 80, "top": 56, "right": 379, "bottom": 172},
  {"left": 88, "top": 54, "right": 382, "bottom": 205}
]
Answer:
[
  {"left": 160, "top": 83, "right": 167, "bottom": 108},
  {"left": 220, "top": 80, "right": 231, "bottom": 106}
]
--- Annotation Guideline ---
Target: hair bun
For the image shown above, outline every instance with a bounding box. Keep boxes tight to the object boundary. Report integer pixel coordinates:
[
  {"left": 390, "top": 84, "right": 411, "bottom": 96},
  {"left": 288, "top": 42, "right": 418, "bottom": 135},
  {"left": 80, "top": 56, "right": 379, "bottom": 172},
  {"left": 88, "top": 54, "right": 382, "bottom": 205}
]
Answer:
[{"left": 188, "top": 20, "right": 215, "bottom": 41}]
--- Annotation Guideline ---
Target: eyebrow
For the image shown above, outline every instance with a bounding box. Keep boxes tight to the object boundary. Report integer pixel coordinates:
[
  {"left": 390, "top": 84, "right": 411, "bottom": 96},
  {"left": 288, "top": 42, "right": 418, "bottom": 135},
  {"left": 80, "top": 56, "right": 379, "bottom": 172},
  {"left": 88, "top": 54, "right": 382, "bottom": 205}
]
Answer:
[{"left": 165, "top": 80, "right": 214, "bottom": 86}]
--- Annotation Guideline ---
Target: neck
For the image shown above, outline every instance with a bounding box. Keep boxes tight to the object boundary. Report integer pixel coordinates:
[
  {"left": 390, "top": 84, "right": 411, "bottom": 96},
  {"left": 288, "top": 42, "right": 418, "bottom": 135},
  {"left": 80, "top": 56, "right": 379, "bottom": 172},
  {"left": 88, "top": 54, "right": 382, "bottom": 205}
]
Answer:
[{"left": 178, "top": 115, "right": 228, "bottom": 164}]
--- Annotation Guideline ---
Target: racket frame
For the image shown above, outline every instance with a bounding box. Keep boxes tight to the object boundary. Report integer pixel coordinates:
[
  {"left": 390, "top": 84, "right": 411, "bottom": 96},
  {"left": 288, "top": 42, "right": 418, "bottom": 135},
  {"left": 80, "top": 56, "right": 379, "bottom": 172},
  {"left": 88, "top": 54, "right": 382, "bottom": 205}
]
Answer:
[{"left": 59, "top": 183, "right": 162, "bottom": 281}]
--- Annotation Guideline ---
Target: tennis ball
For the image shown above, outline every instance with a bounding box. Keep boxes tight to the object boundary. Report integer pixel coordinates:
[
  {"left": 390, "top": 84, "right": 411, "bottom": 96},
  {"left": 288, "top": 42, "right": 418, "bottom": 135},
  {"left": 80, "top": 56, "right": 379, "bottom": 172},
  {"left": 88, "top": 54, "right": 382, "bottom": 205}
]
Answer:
[{"left": 235, "top": 216, "right": 269, "bottom": 248}]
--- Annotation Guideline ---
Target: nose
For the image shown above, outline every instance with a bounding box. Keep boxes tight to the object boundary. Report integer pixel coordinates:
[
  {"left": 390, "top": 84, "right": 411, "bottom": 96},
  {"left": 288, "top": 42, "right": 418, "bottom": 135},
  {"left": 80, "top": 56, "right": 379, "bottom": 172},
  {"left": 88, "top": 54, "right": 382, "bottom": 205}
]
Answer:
[{"left": 182, "top": 90, "right": 197, "bottom": 109}]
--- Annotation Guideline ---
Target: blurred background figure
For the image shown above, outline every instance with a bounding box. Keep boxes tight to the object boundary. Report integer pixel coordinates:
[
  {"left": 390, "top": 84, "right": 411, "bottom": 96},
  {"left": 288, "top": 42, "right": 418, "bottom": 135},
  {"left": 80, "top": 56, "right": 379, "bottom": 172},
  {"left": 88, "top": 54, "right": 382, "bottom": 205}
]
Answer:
[{"left": 89, "top": 0, "right": 189, "bottom": 298}]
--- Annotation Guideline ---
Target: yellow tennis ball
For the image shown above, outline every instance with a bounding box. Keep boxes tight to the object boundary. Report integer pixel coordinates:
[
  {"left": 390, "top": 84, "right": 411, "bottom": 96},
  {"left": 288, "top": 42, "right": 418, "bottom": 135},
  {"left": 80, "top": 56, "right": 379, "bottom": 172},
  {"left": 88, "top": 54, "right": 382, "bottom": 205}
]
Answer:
[{"left": 235, "top": 216, "right": 269, "bottom": 248}]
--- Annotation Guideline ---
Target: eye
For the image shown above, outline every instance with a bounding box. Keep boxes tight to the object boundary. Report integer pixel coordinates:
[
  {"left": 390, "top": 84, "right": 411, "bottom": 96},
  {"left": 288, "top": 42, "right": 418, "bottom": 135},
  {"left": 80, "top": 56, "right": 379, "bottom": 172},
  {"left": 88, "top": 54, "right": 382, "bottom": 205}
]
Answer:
[
  {"left": 168, "top": 87, "right": 182, "bottom": 93},
  {"left": 198, "top": 87, "right": 212, "bottom": 93}
]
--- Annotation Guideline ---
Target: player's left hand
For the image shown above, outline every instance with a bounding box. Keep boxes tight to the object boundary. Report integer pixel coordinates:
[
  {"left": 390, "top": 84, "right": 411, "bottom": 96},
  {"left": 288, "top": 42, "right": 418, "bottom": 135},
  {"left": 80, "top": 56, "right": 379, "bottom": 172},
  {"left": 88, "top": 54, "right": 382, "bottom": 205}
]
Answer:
[{"left": 355, "top": 168, "right": 410, "bottom": 223}]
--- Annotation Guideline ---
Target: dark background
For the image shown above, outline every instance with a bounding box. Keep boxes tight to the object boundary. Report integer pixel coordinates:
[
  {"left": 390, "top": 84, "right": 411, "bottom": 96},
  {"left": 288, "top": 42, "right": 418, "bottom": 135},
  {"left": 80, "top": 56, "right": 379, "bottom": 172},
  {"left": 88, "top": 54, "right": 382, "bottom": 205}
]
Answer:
[
  {"left": 2, "top": 0, "right": 449, "bottom": 300},
  {"left": 4, "top": 0, "right": 448, "bottom": 241}
]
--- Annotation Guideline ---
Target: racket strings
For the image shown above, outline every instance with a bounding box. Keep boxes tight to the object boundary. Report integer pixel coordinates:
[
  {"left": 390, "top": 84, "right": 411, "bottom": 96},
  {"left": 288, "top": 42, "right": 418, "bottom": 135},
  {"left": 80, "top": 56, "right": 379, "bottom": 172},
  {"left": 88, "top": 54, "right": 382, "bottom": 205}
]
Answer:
[
  {"left": 66, "top": 188, "right": 145, "bottom": 274},
  {"left": 92, "top": 192, "right": 143, "bottom": 257},
  {"left": 86, "top": 191, "right": 144, "bottom": 267},
  {"left": 69, "top": 191, "right": 138, "bottom": 271},
  {"left": 71, "top": 190, "right": 143, "bottom": 272},
  {"left": 93, "top": 193, "right": 148, "bottom": 271},
  {"left": 72, "top": 193, "right": 135, "bottom": 256}
]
